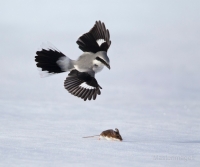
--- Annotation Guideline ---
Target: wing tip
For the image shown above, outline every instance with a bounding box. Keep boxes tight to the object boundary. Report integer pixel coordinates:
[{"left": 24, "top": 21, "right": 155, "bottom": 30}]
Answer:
[{"left": 76, "top": 21, "right": 111, "bottom": 53}]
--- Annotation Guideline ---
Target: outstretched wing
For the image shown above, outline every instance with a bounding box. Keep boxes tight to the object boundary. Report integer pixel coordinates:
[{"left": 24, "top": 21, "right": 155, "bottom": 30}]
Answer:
[
  {"left": 64, "top": 70, "right": 102, "bottom": 101},
  {"left": 76, "top": 21, "right": 111, "bottom": 53}
]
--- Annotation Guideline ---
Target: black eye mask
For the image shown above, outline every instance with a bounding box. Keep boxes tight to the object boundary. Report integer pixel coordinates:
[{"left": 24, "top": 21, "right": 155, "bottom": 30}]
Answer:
[{"left": 96, "top": 57, "right": 109, "bottom": 67}]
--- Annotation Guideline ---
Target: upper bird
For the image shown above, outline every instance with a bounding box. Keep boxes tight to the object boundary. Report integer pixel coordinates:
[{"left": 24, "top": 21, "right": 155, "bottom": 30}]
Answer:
[{"left": 35, "top": 21, "right": 111, "bottom": 101}]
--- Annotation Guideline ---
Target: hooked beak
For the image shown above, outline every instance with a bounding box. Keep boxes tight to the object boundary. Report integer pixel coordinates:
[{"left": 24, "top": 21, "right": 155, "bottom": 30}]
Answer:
[
  {"left": 105, "top": 63, "right": 110, "bottom": 70},
  {"left": 95, "top": 56, "right": 110, "bottom": 70}
]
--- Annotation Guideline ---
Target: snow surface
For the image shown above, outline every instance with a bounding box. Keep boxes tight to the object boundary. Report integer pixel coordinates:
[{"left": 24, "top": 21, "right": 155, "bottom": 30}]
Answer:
[{"left": 0, "top": 0, "right": 200, "bottom": 166}]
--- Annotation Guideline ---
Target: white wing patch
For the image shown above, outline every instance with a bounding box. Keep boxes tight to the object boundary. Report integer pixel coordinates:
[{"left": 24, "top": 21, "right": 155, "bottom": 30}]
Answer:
[
  {"left": 96, "top": 39, "right": 106, "bottom": 46},
  {"left": 79, "top": 82, "right": 95, "bottom": 89}
]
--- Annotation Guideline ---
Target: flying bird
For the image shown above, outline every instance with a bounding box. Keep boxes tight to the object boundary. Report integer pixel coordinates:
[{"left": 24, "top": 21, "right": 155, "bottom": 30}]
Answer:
[{"left": 35, "top": 21, "right": 111, "bottom": 101}]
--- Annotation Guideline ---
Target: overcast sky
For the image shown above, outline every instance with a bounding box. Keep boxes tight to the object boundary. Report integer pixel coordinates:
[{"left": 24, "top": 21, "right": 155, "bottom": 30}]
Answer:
[{"left": 0, "top": 0, "right": 199, "bottom": 104}]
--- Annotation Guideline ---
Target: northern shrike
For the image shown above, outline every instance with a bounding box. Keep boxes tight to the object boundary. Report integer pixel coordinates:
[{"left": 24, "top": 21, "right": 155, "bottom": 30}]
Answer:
[{"left": 35, "top": 21, "right": 111, "bottom": 101}]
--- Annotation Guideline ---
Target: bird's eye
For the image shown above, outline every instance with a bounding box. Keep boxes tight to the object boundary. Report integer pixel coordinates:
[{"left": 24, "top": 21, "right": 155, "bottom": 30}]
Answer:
[{"left": 94, "top": 64, "right": 98, "bottom": 67}]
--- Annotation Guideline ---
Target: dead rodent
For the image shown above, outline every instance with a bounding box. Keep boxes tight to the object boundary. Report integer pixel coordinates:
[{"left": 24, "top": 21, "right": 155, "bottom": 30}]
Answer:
[{"left": 83, "top": 128, "right": 123, "bottom": 141}]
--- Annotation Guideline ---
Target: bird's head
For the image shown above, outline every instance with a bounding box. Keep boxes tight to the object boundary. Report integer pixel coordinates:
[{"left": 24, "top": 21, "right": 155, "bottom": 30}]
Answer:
[{"left": 94, "top": 51, "right": 110, "bottom": 70}]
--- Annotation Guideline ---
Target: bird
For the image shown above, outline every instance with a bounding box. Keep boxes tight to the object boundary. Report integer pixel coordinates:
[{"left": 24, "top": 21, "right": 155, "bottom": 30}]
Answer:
[{"left": 35, "top": 21, "right": 111, "bottom": 101}]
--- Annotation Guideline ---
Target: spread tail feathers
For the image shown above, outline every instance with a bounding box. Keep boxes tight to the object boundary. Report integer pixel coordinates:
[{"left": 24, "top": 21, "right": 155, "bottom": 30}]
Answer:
[{"left": 35, "top": 48, "right": 74, "bottom": 74}]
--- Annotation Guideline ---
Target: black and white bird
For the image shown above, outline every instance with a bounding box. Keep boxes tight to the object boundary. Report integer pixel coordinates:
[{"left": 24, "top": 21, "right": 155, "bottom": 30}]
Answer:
[{"left": 35, "top": 21, "right": 111, "bottom": 101}]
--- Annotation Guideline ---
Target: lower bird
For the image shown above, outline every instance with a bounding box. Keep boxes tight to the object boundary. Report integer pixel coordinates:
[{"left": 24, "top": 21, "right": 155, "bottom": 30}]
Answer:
[{"left": 35, "top": 21, "right": 111, "bottom": 101}]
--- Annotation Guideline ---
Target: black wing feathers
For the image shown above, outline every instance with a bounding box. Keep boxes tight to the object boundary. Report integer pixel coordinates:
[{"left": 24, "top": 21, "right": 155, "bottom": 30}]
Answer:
[
  {"left": 76, "top": 33, "right": 100, "bottom": 53},
  {"left": 64, "top": 70, "right": 102, "bottom": 101},
  {"left": 76, "top": 21, "right": 111, "bottom": 53}
]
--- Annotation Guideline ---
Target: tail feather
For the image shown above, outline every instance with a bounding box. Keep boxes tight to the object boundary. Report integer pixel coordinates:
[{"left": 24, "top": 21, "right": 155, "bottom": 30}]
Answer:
[
  {"left": 36, "top": 63, "right": 61, "bottom": 73},
  {"left": 35, "top": 48, "right": 73, "bottom": 74}
]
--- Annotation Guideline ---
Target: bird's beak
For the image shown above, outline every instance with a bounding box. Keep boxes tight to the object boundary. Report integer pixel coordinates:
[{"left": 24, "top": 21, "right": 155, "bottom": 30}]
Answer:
[{"left": 105, "top": 63, "right": 110, "bottom": 70}]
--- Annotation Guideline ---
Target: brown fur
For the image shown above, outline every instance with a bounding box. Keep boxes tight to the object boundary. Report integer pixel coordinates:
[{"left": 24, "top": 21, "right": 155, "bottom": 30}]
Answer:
[{"left": 100, "top": 128, "right": 123, "bottom": 141}]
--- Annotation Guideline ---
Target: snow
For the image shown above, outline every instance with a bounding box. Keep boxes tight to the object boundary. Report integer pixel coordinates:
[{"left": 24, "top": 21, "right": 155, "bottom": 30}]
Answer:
[
  {"left": 0, "top": 0, "right": 200, "bottom": 166},
  {"left": 1, "top": 90, "right": 199, "bottom": 167}
]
